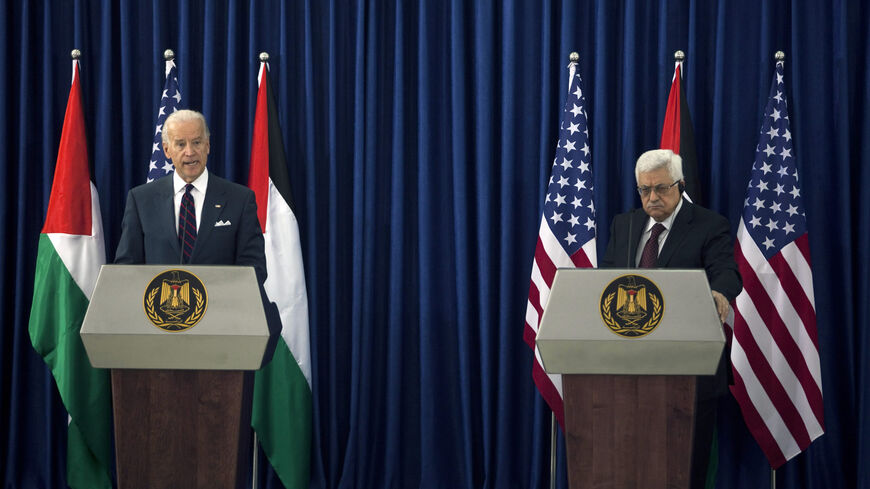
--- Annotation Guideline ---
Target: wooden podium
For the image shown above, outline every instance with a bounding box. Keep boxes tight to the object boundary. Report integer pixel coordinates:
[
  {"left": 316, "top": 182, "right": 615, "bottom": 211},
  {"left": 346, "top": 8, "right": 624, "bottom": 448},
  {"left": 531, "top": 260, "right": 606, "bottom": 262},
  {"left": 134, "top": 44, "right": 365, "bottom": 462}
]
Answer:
[
  {"left": 536, "top": 269, "right": 725, "bottom": 489},
  {"left": 81, "top": 265, "right": 272, "bottom": 489}
]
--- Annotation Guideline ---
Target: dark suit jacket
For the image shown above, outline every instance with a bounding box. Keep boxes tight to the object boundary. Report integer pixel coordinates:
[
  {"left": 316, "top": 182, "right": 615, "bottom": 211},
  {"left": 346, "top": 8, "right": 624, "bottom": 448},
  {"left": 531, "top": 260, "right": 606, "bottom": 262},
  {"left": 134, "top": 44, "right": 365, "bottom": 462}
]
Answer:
[
  {"left": 601, "top": 200, "right": 742, "bottom": 301},
  {"left": 115, "top": 173, "right": 267, "bottom": 283},
  {"left": 601, "top": 200, "right": 742, "bottom": 399}
]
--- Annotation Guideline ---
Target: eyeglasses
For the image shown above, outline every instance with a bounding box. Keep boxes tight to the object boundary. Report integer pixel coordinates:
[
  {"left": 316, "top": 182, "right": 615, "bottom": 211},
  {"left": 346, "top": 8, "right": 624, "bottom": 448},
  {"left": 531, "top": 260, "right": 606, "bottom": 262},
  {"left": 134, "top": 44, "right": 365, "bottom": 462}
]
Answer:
[{"left": 637, "top": 180, "right": 680, "bottom": 197}]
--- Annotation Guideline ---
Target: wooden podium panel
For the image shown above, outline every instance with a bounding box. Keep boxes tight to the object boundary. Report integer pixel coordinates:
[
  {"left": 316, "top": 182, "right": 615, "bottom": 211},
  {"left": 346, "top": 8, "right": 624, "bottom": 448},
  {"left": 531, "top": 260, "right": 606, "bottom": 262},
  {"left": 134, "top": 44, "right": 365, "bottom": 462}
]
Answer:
[
  {"left": 563, "top": 375, "right": 696, "bottom": 489},
  {"left": 111, "top": 370, "right": 253, "bottom": 489}
]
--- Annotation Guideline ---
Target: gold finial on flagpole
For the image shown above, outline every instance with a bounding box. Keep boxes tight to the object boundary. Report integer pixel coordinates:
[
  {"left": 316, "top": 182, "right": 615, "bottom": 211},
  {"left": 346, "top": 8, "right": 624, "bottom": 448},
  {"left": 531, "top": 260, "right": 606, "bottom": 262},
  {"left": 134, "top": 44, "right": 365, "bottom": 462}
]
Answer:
[
  {"left": 674, "top": 50, "right": 685, "bottom": 62},
  {"left": 775, "top": 51, "right": 785, "bottom": 61},
  {"left": 71, "top": 49, "right": 81, "bottom": 60},
  {"left": 259, "top": 52, "right": 270, "bottom": 62},
  {"left": 569, "top": 52, "right": 579, "bottom": 63},
  {"left": 164, "top": 49, "right": 175, "bottom": 61}
]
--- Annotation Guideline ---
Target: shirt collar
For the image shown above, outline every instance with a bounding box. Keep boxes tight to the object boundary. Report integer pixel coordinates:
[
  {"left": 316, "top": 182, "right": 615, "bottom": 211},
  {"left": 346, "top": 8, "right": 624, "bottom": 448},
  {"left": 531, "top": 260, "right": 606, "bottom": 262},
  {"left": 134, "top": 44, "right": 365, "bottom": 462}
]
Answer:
[
  {"left": 645, "top": 198, "right": 684, "bottom": 232},
  {"left": 173, "top": 167, "right": 209, "bottom": 195}
]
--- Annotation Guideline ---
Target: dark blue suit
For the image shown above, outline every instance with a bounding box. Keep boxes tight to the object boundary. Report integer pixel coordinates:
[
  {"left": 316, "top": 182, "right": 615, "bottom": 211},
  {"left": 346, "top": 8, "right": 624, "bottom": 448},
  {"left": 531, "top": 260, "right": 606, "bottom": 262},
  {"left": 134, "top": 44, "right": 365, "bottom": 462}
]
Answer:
[{"left": 115, "top": 173, "right": 266, "bottom": 283}]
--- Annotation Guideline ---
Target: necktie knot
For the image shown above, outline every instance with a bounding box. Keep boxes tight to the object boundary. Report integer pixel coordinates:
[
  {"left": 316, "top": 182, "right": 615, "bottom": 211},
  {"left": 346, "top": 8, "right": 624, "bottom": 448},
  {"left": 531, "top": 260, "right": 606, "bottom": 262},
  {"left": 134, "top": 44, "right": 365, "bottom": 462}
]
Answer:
[{"left": 650, "top": 222, "right": 665, "bottom": 239}]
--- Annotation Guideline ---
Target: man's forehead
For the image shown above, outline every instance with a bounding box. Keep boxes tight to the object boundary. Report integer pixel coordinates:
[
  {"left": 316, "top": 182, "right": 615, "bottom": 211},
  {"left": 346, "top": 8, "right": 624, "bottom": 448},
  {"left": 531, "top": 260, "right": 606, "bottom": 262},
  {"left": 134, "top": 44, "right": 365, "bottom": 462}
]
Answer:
[
  {"left": 167, "top": 120, "right": 206, "bottom": 140},
  {"left": 637, "top": 168, "right": 670, "bottom": 182},
  {"left": 171, "top": 133, "right": 204, "bottom": 141}
]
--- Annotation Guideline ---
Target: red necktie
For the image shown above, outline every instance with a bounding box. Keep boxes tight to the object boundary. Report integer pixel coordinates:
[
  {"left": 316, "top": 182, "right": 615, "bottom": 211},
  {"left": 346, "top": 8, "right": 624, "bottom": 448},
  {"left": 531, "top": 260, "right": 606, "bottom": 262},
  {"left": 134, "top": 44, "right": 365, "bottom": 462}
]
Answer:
[
  {"left": 638, "top": 223, "right": 665, "bottom": 268},
  {"left": 179, "top": 184, "right": 197, "bottom": 262}
]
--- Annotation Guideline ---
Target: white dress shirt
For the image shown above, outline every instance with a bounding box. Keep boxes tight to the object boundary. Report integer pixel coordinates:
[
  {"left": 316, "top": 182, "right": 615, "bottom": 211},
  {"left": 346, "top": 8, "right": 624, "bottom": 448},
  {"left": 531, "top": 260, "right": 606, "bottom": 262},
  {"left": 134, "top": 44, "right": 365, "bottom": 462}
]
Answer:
[
  {"left": 173, "top": 168, "right": 209, "bottom": 234},
  {"left": 635, "top": 198, "right": 684, "bottom": 266}
]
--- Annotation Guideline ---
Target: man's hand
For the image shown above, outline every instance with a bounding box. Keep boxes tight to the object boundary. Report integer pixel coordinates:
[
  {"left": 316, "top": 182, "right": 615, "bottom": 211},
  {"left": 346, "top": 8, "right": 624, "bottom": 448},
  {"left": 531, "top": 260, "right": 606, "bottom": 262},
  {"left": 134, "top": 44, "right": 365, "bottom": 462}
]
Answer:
[{"left": 711, "top": 290, "right": 730, "bottom": 323}]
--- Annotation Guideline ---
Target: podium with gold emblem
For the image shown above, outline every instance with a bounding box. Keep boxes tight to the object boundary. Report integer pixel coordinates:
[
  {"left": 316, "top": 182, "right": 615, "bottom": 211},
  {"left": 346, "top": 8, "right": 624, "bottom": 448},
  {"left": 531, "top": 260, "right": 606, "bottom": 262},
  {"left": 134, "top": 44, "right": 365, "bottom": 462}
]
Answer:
[
  {"left": 81, "top": 264, "right": 273, "bottom": 489},
  {"left": 536, "top": 269, "right": 725, "bottom": 489}
]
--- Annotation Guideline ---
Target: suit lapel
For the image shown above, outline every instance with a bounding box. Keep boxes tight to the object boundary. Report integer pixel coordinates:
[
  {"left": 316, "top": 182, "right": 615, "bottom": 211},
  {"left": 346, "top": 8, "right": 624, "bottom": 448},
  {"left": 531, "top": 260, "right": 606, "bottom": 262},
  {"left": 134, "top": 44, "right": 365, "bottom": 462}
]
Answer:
[
  {"left": 657, "top": 200, "right": 693, "bottom": 266},
  {"left": 192, "top": 176, "right": 227, "bottom": 262},
  {"left": 629, "top": 209, "right": 647, "bottom": 267},
  {"left": 154, "top": 177, "right": 181, "bottom": 258}
]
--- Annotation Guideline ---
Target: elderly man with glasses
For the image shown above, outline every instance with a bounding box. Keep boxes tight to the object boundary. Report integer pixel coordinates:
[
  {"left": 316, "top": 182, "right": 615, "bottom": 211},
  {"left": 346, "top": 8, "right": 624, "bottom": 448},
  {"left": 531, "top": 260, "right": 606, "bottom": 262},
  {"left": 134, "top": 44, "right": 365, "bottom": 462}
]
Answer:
[
  {"left": 601, "top": 148, "right": 741, "bottom": 489},
  {"left": 601, "top": 148, "right": 741, "bottom": 318}
]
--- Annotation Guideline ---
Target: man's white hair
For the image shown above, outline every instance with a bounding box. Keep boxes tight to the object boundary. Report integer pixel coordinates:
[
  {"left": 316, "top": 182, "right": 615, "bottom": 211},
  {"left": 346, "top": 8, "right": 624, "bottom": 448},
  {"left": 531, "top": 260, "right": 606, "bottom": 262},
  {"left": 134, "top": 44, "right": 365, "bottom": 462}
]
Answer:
[
  {"left": 634, "top": 149, "right": 684, "bottom": 183},
  {"left": 162, "top": 109, "right": 210, "bottom": 144}
]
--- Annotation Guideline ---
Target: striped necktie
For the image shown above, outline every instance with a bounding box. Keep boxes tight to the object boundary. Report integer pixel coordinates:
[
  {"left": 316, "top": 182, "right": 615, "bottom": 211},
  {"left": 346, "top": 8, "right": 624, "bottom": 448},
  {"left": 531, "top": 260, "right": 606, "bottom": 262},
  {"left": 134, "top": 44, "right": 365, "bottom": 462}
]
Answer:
[{"left": 179, "top": 183, "right": 197, "bottom": 262}]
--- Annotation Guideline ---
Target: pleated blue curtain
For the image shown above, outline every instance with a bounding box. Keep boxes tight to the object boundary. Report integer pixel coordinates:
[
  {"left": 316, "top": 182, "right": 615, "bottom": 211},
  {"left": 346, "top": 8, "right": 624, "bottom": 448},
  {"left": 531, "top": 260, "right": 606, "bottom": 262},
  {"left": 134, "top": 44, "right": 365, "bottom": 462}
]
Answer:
[{"left": 2, "top": 1, "right": 868, "bottom": 488}]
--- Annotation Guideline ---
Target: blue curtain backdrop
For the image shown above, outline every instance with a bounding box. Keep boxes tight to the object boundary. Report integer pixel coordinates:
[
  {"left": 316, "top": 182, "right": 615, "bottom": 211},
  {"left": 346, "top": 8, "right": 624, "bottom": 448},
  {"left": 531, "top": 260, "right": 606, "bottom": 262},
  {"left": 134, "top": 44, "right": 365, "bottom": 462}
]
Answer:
[{"left": 2, "top": 0, "right": 867, "bottom": 488}]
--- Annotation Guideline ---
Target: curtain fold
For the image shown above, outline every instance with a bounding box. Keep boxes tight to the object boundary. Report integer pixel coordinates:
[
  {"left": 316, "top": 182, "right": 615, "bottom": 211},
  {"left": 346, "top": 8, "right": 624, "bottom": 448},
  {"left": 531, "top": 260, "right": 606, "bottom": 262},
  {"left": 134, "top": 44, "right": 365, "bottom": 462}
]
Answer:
[{"left": 2, "top": 1, "right": 867, "bottom": 488}]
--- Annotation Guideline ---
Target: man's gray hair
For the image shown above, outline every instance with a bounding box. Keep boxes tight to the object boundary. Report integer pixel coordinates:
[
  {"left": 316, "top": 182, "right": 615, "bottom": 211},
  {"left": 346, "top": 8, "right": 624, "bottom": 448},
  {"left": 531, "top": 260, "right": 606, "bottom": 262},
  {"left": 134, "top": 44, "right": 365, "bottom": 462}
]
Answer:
[
  {"left": 162, "top": 109, "right": 210, "bottom": 144},
  {"left": 635, "top": 149, "right": 684, "bottom": 183}
]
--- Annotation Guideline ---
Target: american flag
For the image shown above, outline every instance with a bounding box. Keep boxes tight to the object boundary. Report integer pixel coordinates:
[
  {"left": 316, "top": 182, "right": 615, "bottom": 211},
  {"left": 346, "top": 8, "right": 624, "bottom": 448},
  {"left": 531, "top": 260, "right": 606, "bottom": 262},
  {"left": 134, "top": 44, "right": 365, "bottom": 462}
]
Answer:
[
  {"left": 146, "top": 55, "right": 182, "bottom": 182},
  {"left": 524, "top": 59, "right": 597, "bottom": 426},
  {"left": 729, "top": 58, "right": 824, "bottom": 468}
]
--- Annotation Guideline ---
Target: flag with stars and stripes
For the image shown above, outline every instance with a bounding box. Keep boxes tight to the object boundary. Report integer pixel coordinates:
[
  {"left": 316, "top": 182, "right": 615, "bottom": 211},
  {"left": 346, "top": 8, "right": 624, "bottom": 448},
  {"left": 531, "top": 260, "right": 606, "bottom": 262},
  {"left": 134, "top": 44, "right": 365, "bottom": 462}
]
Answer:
[
  {"left": 146, "top": 55, "right": 182, "bottom": 182},
  {"left": 728, "top": 58, "right": 824, "bottom": 468},
  {"left": 524, "top": 59, "right": 597, "bottom": 426}
]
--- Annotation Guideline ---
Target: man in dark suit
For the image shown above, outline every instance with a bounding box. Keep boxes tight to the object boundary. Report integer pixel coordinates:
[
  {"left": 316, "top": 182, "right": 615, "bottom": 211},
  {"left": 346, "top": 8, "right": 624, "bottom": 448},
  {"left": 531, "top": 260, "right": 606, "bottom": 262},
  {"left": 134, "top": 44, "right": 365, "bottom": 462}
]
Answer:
[
  {"left": 113, "top": 110, "right": 272, "bottom": 482},
  {"left": 601, "top": 149, "right": 741, "bottom": 489},
  {"left": 601, "top": 149, "right": 741, "bottom": 317},
  {"left": 115, "top": 109, "right": 266, "bottom": 282}
]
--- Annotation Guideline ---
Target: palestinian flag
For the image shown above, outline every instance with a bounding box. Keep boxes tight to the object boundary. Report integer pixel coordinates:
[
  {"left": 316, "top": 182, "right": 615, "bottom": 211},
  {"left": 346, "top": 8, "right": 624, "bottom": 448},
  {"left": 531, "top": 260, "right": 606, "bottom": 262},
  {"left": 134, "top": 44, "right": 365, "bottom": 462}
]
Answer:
[
  {"left": 662, "top": 55, "right": 720, "bottom": 489},
  {"left": 28, "top": 57, "right": 113, "bottom": 489},
  {"left": 248, "top": 59, "right": 312, "bottom": 488},
  {"left": 660, "top": 58, "right": 702, "bottom": 204}
]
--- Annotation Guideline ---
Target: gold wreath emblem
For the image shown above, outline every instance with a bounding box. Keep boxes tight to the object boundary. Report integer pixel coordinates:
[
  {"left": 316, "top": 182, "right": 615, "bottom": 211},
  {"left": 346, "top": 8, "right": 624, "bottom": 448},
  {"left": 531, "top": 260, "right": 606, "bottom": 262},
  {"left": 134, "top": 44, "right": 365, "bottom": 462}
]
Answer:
[
  {"left": 600, "top": 274, "right": 665, "bottom": 338},
  {"left": 143, "top": 270, "right": 208, "bottom": 332}
]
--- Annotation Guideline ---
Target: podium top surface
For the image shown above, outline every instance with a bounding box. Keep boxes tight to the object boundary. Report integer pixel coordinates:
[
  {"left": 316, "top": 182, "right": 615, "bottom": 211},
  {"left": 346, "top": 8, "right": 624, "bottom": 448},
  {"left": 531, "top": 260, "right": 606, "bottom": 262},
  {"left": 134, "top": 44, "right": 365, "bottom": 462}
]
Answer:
[
  {"left": 535, "top": 268, "right": 725, "bottom": 375},
  {"left": 81, "top": 264, "right": 270, "bottom": 370}
]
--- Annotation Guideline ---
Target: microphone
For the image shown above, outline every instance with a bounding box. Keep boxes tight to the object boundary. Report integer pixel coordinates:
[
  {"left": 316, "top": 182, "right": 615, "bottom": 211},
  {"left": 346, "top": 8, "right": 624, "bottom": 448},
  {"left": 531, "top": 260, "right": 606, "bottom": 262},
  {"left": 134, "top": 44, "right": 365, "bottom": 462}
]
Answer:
[
  {"left": 626, "top": 214, "right": 633, "bottom": 268},
  {"left": 178, "top": 197, "right": 185, "bottom": 265},
  {"left": 177, "top": 197, "right": 184, "bottom": 265},
  {"left": 178, "top": 222, "right": 185, "bottom": 265}
]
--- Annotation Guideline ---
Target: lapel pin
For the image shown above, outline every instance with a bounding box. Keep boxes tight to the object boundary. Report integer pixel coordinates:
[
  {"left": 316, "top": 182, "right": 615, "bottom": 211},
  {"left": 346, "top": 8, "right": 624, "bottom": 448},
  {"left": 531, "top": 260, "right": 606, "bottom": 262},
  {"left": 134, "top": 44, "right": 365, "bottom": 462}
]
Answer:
[{"left": 215, "top": 204, "right": 222, "bottom": 208}]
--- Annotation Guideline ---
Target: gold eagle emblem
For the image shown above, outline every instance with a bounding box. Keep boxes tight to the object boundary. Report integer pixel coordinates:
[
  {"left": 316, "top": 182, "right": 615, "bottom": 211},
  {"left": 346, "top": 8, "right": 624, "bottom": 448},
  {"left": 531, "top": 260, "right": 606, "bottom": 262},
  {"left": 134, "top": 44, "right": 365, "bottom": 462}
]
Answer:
[
  {"left": 160, "top": 274, "right": 191, "bottom": 319},
  {"left": 600, "top": 274, "right": 664, "bottom": 338},
  {"left": 144, "top": 269, "right": 208, "bottom": 332}
]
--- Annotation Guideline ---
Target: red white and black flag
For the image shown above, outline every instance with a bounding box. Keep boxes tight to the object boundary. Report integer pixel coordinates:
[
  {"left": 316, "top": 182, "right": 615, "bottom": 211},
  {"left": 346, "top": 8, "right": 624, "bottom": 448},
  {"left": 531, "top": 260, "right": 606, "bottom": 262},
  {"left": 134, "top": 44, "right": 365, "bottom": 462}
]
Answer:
[
  {"left": 248, "top": 58, "right": 312, "bottom": 489},
  {"left": 660, "top": 55, "right": 702, "bottom": 204},
  {"left": 29, "top": 54, "right": 113, "bottom": 489}
]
